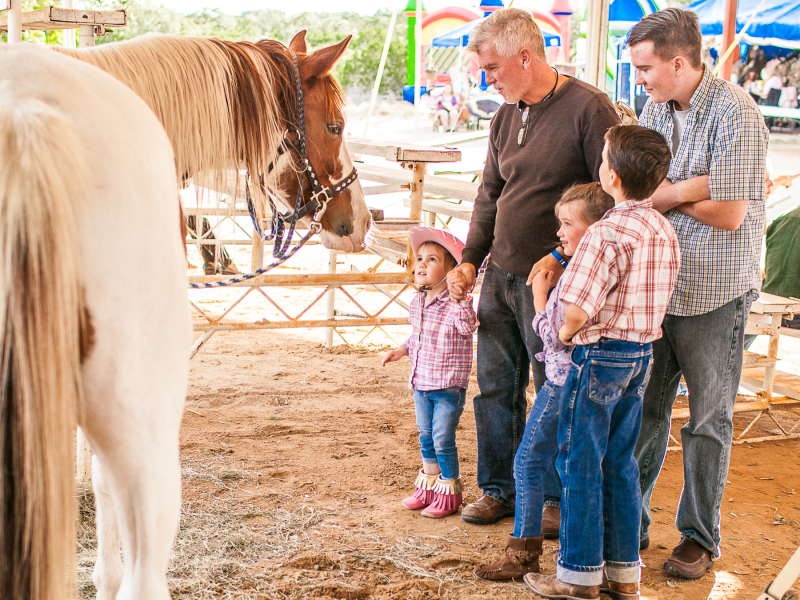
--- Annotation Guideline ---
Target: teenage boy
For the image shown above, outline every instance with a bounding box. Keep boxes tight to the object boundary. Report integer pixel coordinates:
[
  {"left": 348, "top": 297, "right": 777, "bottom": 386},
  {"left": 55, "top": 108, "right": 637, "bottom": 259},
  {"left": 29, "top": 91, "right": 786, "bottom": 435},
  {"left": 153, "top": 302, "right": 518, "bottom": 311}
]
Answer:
[
  {"left": 628, "top": 8, "right": 769, "bottom": 579},
  {"left": 524, "top": 125, "right": 680, "bottom": 600}
]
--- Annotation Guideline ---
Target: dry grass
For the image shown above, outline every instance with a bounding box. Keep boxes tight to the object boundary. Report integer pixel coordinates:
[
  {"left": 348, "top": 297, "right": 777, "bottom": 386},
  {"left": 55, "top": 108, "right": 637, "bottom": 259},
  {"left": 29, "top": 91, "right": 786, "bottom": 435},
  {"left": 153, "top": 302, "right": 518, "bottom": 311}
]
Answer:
[{"left": 75, "top": 459, "right": 504, "bottom": 599}]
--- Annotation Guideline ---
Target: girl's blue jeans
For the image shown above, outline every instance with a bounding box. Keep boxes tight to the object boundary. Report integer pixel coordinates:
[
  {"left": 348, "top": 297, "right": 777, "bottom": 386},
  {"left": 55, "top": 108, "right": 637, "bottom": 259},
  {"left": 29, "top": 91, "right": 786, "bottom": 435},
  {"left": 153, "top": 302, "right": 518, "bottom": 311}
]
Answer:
[
  {"left": 413, "top": 387, "right": 466, "bottom": 480},
  {"left": 556, "top": 338, "right": 653, "bottom": 586},
  {"left": 513, "top": 380, "right": 563, "bottom": 538}
]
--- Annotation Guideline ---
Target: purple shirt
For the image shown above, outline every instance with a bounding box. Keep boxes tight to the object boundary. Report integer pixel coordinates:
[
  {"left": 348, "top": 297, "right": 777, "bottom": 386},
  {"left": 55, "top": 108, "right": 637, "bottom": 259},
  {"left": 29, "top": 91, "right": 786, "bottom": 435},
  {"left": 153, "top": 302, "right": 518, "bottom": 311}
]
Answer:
[
  {"left": 402, "top": 289, "right": 478, "bottom": 391},
  {"left": 532, "top": 278, "right": 571, "bottom": 386}
]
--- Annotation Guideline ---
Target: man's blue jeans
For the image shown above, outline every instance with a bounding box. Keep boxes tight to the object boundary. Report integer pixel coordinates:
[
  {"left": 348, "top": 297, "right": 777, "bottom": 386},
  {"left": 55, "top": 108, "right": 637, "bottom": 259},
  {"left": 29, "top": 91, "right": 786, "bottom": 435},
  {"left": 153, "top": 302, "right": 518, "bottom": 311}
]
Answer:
[
  {"left": 513, "top": 380, "right": 563, "bottom": 538},
  {"left": 636, "top": 291, "right": 753, "bottom": 557},
  {"left": 413, "top": 387, "right": 466, "bottom": 480},
  {"left": 475, "top": 261, "right": 549, "bottom": 507},
  {"left": 557, "top": 339, "right": 653, "bottom": 586}
]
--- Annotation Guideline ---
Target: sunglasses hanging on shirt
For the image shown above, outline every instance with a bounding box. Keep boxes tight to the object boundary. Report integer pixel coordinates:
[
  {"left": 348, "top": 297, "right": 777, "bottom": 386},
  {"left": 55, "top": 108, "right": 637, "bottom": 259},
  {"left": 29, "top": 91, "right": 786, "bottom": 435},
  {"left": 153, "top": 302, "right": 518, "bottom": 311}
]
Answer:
[{"left": 518, "top": 66, "right": 560, "bottom": 147}]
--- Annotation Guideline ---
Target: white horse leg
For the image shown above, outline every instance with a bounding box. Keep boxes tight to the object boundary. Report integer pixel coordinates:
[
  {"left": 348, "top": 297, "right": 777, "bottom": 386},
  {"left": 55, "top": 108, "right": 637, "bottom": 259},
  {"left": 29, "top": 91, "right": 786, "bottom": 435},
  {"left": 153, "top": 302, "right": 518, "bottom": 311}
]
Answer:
[{"left": 91, "top": 455, "right": 123, "bottom": 600}]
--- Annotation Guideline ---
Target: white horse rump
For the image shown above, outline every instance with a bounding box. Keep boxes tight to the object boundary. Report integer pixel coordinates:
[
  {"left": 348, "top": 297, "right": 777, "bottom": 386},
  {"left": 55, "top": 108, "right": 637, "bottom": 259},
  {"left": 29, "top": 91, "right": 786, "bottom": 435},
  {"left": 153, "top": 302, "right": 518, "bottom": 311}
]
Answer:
[{"left": 0, "top": 44, "right": 190, "bottom": 600}]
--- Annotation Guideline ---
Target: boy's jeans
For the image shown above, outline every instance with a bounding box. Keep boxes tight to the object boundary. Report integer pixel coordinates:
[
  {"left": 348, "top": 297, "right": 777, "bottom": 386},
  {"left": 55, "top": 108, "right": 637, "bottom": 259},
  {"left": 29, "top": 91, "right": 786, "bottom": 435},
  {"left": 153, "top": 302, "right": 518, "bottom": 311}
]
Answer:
[
  {"left": 636, "top": 290, "right": 753, "bottom": 557},
  {"left": 557, "top": 339, "right": 653, "bottom": 586},
  {"left": 413, "top": 387, "right": 466, "bottom": 480},
  {"left": 513, "top": 380, "right": 563, "bottom": 538},
  {"left": 474, "top": 261, "right": 548, "bottom": 508}
]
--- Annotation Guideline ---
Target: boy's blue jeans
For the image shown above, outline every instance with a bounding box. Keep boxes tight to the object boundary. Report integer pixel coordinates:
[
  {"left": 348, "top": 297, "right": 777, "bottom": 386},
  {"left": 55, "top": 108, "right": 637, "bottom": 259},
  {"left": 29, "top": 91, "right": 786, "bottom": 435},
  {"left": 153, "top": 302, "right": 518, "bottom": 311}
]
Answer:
[
  {"left": 556, "top": 339, "right": 653, "bottom": 586},
  {"left": 513, "top": 380, "right": 563, "bottom": 538},
  {"left": 413, "top": 387, "right": 466, "bottom": 480}
]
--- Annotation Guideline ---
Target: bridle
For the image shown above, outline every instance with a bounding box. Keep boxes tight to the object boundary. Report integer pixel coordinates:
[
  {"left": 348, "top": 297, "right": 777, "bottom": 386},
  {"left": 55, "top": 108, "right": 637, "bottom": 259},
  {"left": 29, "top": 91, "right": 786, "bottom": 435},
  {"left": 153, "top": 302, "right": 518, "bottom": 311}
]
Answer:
[
  {"left": 244, "top": 49, "right": 358, "bottom": 261},
  {"left": 190, "top": 49, "right": 359, "bottom": 289}
]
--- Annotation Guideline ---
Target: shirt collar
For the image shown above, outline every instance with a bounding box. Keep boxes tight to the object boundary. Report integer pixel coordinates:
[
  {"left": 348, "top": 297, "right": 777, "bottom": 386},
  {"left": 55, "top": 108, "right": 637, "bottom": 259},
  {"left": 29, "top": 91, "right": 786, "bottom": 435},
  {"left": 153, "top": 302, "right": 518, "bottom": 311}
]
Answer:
[
  {"left": 418, "top": 288, "right": 450, "bottom": 304},
  {"left": 606, "top": 198, "right": 653, "bottom": 215},
  {"left": 675, "top": 65, "right": 712, "bottom": 113}
]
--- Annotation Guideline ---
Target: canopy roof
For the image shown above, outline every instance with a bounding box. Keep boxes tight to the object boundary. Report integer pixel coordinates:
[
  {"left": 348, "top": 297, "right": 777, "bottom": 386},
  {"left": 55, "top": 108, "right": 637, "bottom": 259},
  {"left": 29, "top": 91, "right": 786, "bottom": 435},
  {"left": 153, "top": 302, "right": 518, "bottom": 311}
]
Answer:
[
  {"left": 609, "top": 0, "right": 660, "bottom": 35},
  {"left": 431, "top": 16, "right": 561, "bottom": 47},
  {"left": 685, "top": 0, "right": 800, "bottom": 49}
]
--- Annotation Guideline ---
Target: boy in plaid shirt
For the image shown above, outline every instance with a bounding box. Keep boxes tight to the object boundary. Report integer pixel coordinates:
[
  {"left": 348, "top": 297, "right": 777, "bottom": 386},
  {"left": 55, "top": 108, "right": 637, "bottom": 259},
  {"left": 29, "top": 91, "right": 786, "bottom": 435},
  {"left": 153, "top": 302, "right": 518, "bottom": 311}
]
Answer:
[
  {"left": 382, "top": 227, "right": 478, "bottom": 518},
  {"left": 525, "top": 125, "right": 680, "bottom": 600}
]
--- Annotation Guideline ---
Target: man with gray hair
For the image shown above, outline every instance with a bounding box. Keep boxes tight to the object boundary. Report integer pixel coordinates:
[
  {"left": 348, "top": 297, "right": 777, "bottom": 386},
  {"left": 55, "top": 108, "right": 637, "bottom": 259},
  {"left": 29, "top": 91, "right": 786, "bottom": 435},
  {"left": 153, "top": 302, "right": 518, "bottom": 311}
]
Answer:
[{"left": 446, "top": 6, "right": 619, "bottom": 565}]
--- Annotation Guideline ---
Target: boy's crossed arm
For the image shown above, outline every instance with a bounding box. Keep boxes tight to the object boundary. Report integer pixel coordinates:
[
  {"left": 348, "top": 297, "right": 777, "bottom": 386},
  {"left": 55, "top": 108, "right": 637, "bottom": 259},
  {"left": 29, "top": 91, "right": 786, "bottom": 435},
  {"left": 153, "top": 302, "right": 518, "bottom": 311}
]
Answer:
[{"left": 559, "top": 303, "right": 589, "bottom": 346}]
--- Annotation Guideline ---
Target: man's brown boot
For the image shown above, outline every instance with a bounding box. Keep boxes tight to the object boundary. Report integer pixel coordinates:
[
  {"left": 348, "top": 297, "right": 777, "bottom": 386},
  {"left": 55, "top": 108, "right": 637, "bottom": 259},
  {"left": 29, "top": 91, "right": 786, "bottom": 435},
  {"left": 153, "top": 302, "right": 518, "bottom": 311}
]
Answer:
[
  {"left": 523, "top": 573, "right": 600, "bottom": 600},
  {"left": 473, "top": 535, "right": 542, "bottom": 581},
  {"left": 600, "top": 576, "right": 639, "bottom": 600},
  {"left": 460, "top": 495, "right": 514, "bottom": 525},
  {"left": 663, "top": 538, "right": 713, "bottom": 579},
  {"left": 542, "top": 505, "right": 560, "bottom": 539}
]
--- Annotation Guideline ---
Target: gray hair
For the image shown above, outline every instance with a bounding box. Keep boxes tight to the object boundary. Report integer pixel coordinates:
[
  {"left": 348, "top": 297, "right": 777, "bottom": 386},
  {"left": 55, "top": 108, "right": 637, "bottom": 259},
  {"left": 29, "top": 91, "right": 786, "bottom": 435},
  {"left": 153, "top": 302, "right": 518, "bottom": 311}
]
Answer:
[{"left": 466, "top": 8, "right": 547, "bottom": 61}]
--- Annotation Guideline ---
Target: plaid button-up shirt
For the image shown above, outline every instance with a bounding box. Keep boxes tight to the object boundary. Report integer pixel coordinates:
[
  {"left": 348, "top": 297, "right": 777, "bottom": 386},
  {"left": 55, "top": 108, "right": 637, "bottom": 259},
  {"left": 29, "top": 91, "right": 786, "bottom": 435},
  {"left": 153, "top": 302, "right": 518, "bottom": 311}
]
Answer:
[
  {"left": 402, "top": 290, "right": 478, "bottom": 391},
  {"left": 559, "top": 199, "right": 681, "bottom": 345},
  {"left": 639, "top": 67, "right": 768, "bottom": 317}
]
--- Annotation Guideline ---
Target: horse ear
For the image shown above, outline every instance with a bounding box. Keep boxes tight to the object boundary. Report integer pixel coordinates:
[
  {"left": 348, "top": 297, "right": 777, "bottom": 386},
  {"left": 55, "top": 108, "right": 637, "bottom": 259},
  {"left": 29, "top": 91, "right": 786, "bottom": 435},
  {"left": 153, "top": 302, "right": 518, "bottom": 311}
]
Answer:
[
  {"left": 301, "top": 36, "right": 352, "bottom": 81},
  {"left": 289, "top": 31, "right": 307, "bottom": 54}
]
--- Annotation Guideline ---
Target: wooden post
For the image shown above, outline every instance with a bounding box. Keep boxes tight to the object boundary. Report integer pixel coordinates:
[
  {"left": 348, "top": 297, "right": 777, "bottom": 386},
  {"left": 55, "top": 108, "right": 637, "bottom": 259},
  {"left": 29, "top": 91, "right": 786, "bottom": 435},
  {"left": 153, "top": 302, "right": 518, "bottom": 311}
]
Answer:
[
  {"left": 325, "top": 249, "right": 337, "bottom": 349},
  {"left": 407, "top": 162, "right": 425, "bottom": 273},
  {"left": 251, "top": 226, "right": 264, "bottom": 271},
  {"left": 720, "top": 0, "right": 739, "bottom": 82},
  {"left": 585, "top": 0, "right": 610, "bottom": 90},
  {"left": 79, "top": 23, "right": 94, "bottom": 48},
  {"left": 7, "top": 0, "right": 22, "bottom": 43}
]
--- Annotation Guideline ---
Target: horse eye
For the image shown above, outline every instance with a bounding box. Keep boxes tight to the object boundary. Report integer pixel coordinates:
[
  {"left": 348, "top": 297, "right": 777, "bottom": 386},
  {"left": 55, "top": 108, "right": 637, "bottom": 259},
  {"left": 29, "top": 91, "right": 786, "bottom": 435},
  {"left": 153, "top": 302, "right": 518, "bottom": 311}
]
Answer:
[{"left": 327, "top": 123, "right": 343, "bottom": 136}]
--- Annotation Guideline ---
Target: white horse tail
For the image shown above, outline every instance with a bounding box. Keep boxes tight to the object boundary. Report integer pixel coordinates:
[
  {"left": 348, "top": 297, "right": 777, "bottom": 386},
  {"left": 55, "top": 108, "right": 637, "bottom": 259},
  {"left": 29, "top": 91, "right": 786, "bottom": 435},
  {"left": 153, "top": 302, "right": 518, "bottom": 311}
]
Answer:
[{"left": 0, "top": 90, "right": 88, "bottom": 600}]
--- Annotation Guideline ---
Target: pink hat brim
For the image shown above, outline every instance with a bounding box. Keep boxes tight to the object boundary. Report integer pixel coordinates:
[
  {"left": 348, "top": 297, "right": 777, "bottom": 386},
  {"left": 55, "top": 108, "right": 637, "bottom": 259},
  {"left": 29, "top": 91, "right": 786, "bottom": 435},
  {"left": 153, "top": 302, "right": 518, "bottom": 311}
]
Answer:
[{"left": 408, "top": 226, "right": 465, "bottom": 264}]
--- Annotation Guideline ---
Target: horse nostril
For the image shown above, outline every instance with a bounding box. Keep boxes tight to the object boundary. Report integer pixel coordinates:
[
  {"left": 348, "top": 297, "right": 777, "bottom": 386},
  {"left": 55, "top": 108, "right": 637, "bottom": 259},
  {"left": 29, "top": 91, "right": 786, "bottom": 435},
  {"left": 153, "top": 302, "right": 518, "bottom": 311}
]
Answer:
[{"left": 337, "top": 221, "right": 353, "bottom": 237}]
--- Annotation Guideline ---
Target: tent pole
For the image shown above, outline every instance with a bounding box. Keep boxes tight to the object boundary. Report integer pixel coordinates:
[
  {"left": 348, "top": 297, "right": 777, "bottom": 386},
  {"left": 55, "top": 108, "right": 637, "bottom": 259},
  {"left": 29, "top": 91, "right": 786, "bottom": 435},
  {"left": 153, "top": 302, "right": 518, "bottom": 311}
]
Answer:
[
  {"left": 720, "top": 0, "right": 739, "bottom": 82},
  {"left": 363, "top": 0, "right": 400, "bottom": 138},
  {"left": 414, "top": 0, "right": 422, "bottom": 141}
]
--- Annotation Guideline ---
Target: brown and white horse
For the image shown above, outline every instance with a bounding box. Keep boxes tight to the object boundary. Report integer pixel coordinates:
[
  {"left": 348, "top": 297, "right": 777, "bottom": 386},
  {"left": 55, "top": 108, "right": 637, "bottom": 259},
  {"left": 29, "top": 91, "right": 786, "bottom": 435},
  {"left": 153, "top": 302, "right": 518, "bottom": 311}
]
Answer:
[
  {"left": 0, "top": 32, "right": 367, "bottom": 600},
  {"left": 59, "top": 30, "right": 371, "bottom": 252}
]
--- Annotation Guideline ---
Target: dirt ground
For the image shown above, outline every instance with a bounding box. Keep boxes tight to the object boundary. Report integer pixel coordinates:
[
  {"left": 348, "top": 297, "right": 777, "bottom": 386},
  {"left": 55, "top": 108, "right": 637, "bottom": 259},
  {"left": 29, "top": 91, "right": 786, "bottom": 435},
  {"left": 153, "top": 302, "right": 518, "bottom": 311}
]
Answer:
[{"left": 76, "top": 325, "right": 800, "bottom": 600}]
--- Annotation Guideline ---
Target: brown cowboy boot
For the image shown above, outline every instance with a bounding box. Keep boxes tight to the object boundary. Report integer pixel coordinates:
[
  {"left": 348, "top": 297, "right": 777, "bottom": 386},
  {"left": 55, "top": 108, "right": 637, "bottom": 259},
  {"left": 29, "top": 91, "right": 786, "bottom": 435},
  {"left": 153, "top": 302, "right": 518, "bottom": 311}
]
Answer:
[
  {"left": 473, "top": 535, "right": 543, "bottom": 581},
  {"left": 542, "top": 505, "right": 560, "bottom": 539},
  {"left": 601, "top": 576, "right": 639, "bottom": 600},
  {"left": 523, "top": 573, "right": 600, "bottom": 600}
]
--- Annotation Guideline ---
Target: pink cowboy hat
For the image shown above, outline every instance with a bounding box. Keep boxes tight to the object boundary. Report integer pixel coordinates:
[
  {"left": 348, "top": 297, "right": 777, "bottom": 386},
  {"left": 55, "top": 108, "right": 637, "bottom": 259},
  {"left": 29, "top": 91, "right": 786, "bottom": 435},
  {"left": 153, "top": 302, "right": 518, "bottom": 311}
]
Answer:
[{"left": 408, "top": 226, "right": 465, "bottom": 264}]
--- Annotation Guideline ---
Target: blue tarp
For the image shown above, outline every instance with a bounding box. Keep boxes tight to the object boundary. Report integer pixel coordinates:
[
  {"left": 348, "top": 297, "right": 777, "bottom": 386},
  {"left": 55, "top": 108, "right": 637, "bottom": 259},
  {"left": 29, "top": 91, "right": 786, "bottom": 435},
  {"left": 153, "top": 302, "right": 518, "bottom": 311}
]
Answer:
[
  {"left": 431, "top": 17, "right": 561, "bottom": 48},
  {"left": 609, "top": 0, "right": 660, "bottom": 34},
  {"left": 685, "top": 0, "right": 800, "bottom": 49}
]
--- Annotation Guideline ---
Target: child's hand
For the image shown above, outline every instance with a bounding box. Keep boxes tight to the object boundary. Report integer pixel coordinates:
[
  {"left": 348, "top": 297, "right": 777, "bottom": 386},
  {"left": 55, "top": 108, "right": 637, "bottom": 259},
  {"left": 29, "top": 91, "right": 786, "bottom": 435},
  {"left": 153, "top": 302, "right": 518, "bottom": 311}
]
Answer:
[
  {"left": 382, "top": 347, "right": 408, "bottom": 366},
  {"left": 558, "top": 325, "right": 575, "bottom": 346},
  {"left": 532, "top": 270, "right": 553, "bottom": 298}
]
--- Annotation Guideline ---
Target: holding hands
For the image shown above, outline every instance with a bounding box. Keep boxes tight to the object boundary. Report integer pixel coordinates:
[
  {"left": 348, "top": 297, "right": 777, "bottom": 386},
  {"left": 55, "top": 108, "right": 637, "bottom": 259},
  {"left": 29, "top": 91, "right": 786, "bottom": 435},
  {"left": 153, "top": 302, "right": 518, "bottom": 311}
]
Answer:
[{"left": 447, "top": 263, "right": 476, "bottom": 301}]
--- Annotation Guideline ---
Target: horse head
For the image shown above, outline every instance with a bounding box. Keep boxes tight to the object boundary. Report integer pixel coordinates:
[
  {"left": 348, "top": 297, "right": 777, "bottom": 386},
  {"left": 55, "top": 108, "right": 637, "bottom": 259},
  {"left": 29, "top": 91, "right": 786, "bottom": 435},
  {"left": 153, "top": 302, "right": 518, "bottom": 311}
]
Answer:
[{"left": 267, "top": 32, "right": 371, "bottom": 254}]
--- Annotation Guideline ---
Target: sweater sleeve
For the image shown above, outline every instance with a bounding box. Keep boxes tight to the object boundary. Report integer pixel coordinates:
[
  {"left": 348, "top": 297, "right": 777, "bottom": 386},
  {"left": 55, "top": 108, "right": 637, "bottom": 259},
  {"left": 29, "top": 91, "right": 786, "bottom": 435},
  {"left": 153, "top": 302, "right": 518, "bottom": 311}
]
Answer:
[
  {"left": 581, "top": 97, "right": 621, "bottom": 180},
  {"left": 462, "top": 117, "right": 505, "bottom": 269}
]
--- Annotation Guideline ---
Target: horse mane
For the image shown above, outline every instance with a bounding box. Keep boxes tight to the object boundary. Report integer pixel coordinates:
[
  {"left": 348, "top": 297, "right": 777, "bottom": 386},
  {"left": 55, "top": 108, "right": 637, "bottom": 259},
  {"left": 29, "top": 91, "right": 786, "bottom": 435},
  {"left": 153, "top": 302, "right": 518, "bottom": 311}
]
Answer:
[{"left": 56, "top": 34, "right": 336, "bottom": 215}]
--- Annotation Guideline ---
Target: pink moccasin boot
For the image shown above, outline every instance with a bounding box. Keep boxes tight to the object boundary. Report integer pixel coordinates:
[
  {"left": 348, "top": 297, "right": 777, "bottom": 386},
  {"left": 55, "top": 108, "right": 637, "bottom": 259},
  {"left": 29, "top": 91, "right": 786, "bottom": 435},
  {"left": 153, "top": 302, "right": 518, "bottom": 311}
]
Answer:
[
  {"left": 421, "top": 475, "right": 463, "bottom": 518},
  {"left": 401, "top": 469, "right": 438, "bottom": 510}
]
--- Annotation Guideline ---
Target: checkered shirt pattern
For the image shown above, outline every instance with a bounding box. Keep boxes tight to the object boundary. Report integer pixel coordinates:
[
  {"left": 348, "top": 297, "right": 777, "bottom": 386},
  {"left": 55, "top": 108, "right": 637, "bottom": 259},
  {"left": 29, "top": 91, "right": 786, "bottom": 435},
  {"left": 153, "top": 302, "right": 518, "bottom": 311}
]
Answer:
[
  {"left": 639, "top": 67, "right": 768, "bottom": 317},
  {"left": 402, "top": 289, "right": 478, "bottom": 391},
  {"left": 559, "top": 199, "right": 681, "bottom": 345}
]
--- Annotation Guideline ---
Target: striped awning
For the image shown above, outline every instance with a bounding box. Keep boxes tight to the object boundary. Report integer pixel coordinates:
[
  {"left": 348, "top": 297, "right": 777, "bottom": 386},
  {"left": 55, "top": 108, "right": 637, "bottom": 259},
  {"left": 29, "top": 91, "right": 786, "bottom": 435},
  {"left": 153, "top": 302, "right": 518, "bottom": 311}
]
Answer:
[{"left": 425, "top": 47, "right": 472, "bottom": 73}]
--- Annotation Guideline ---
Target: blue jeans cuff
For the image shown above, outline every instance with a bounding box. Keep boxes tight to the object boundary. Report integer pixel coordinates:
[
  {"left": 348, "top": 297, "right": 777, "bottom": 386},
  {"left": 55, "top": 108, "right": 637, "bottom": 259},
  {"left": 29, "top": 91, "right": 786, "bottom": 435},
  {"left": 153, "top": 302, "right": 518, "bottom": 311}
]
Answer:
[
  {"left": 483, "top": 490, "right": 514, "bottom": 509},
  {"left": 605, "top": 562, "right": 640, "bottom": 584},
  {"left": 557, "top": 561, "right": 603, "bottom": 586}
]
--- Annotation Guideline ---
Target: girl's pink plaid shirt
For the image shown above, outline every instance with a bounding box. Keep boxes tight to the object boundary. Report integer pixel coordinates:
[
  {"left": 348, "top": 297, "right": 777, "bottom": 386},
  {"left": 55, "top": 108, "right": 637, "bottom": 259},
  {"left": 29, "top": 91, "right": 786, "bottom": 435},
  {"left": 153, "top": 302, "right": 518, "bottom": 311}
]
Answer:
[{"left": 401, "top": 289, "right": 478, "bottom": 391}]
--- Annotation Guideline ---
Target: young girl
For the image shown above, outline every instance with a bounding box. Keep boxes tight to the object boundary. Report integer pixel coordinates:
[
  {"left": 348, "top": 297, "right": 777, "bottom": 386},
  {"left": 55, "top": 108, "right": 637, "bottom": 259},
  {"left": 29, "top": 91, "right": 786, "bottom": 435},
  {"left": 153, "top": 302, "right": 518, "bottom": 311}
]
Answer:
[
  {"left": 382, "top": 226, "right": 478, "bottom": 518},
  {"left": 475, "top": 183, "right": 614, "bottom": 580}
]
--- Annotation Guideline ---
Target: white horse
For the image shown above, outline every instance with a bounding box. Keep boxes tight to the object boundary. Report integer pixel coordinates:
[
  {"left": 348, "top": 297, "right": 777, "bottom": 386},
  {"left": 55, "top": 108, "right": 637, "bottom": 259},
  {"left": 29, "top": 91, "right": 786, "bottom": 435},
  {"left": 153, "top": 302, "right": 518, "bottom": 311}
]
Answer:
[{"left": 0, "top": 42, "right": 189, "bottom": 600}]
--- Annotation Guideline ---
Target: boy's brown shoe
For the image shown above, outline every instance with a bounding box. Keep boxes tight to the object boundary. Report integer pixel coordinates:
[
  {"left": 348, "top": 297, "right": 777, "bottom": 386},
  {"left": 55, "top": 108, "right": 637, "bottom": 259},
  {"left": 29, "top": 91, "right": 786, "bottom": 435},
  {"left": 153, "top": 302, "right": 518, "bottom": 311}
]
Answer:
[
  {"left": 542, "top": 505, "right": 560, "bottom": 539},
  {"left": 600, "top": 576, "right": 639, "bottom": 600},
  {"left": 460, "top": 495, "right": 514, "bottom": 525},
  {"left": 663, "top": 538, "right": 713, "bottom": 580},
  {"left": 473, "top": 535, "right": 542, "bottom": 581},
  {"left": 523, "top": 573, "right": 599, "bottom": 600}
]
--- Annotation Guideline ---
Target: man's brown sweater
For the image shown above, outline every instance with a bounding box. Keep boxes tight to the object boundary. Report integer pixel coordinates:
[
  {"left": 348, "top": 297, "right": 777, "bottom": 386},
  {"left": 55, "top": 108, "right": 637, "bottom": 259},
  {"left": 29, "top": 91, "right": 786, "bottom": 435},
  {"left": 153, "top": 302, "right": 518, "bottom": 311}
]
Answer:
[{"left": 461, "top": 76, "right": 620, "bottom": 277}]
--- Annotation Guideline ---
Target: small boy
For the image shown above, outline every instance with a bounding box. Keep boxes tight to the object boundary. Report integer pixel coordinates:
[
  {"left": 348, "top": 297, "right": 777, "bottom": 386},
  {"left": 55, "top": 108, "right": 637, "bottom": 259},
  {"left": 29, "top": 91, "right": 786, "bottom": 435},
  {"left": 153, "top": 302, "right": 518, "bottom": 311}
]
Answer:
[
  {"left": 382, "top": 227, "right": 478, "bottom": 518},
  {"left": 524, "top": 125, "right": 680, "bottom": 600}
]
